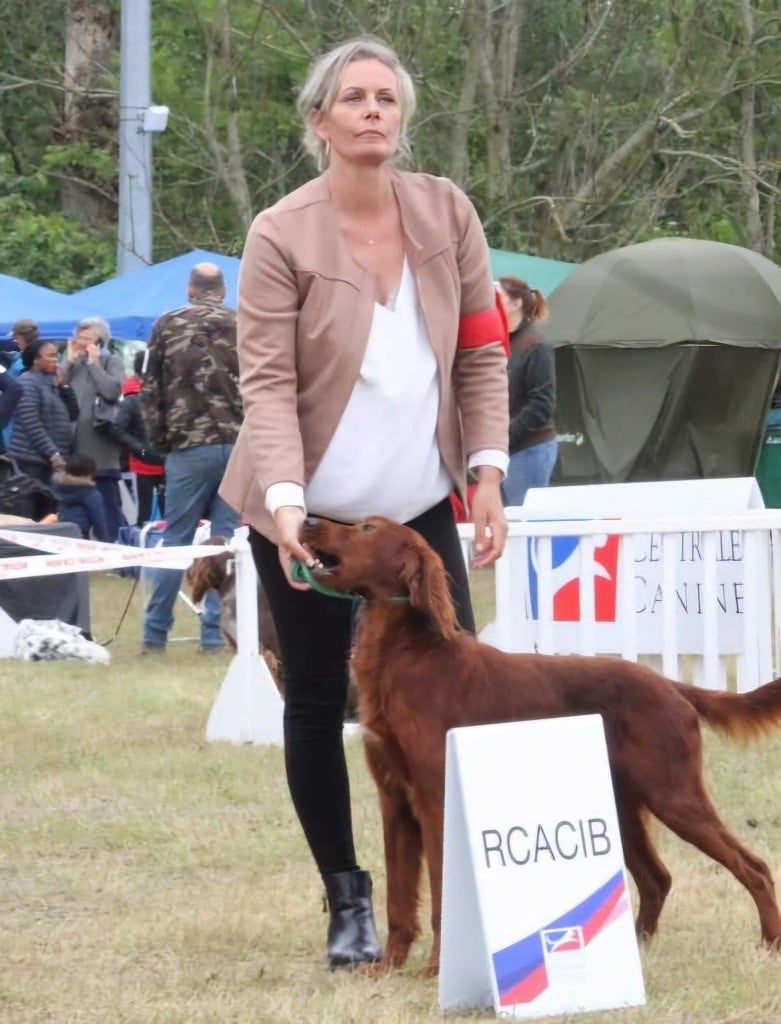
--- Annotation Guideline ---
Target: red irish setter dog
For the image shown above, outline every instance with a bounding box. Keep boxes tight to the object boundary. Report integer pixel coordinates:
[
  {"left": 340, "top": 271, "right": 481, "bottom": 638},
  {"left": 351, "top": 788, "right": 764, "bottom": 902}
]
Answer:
[{"left": 301, "top": 515, "right": 781, "bottom": 978}]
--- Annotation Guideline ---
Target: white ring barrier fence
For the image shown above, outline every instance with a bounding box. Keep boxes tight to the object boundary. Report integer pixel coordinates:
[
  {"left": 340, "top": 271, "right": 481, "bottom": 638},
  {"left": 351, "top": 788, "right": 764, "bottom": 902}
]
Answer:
[
  {"left": 5, "top": 506, "right": 781, "bottom": 748},
  {"left": 457, "top": 510, "right": 781, "bottom": 693},
  {"left": 0, "top": 525, "right": 285, "bottom": 747}
]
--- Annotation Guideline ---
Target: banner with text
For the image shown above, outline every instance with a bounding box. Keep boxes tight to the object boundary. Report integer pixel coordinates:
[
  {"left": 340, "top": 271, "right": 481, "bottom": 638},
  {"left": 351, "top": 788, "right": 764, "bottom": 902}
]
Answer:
[{"left": 521, "top": 478, "right": 765, "bottom": 655}]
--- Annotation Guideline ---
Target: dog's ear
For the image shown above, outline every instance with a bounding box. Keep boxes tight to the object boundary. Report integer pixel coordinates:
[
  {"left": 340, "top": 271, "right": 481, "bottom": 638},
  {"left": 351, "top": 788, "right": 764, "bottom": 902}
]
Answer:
[
  {"left": 186, "top": 559, "right": 210, "bottom": 603},
  {"left": 399, "top": 538, "right": 459, "bottom": 639},
  {"left": 188, "top": 553, "right": 229, "bottom": 603}
]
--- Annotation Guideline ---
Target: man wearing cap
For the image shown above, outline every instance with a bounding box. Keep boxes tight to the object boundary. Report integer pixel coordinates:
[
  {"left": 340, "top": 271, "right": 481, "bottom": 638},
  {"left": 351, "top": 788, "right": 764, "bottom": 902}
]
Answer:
[
  {"left": 8, "top": 320, "right": 40, "bottom": 377},
  {"left": 140, "top": 262, "right": 242, "bottom": 654}
]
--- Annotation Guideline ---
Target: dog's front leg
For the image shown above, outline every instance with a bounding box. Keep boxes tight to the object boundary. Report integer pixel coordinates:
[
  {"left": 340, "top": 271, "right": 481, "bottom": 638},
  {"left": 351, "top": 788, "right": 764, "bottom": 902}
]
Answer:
[
  {"left": 364, "top": 738, "right": 422, "bottom": 972},
  {"left": 417, "top": 794, "right": 446, "bottom": 979}
]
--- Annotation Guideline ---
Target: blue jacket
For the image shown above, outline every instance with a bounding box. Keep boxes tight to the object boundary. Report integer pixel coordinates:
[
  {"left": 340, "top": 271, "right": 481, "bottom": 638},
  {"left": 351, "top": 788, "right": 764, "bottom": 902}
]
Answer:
[
  {"left": 0, "top": 370, "right": 22, "bottom": 451},
  {"left": 53, "top": 474, "right": 108, "bottom": 541}
]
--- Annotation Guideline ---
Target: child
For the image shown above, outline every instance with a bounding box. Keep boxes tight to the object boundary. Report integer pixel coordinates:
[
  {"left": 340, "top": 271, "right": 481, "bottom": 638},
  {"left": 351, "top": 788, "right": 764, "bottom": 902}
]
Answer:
[{"left": 53, "top": 452, "right": 109, "bottom": 542}]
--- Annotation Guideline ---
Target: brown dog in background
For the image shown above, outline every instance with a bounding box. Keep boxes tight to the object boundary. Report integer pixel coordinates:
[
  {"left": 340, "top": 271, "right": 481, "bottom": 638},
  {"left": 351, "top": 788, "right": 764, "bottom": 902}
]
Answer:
[
  {"left": 185, "top": 536, "right": 359, "bottom": 718},
  {"left": 185, "top": 536, "right": 285, "bottom": 691},
  {"left": 301, "top": 514, "right": 781, "bottom": 978}
]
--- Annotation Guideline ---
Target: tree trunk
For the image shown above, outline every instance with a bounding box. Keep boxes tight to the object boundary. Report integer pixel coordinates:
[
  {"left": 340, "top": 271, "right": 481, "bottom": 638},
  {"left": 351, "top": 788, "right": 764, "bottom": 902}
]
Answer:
[
  {"left": 203, "top": 0, "right": 253, "bottom": 235},
  {"left": 449, "top": 2, "right": 483, "bottom": 186},
  {"left": 481, "top": 0, "right": 524, "bottom": 203},
  {"left": 736, "top": 0, "right": 763, "bottom": 253},
  {"left": 60, "top": 0, "right": 117, "bottom": 226}
]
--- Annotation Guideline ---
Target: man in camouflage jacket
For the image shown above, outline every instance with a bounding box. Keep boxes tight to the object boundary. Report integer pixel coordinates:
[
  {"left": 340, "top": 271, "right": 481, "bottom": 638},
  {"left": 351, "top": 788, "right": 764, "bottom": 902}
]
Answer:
[{"left": 140, "top": 262, "right": 242, "bottom": 652}]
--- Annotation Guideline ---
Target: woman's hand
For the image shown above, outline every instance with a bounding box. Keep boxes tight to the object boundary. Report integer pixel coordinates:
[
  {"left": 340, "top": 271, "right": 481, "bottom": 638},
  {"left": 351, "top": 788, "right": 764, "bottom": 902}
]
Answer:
[
  {"left": 274, "top": 505, "right": 316, "bottom": 590},
  {"left": 470, "top": 466, "right": 508, "bottom": 569}
]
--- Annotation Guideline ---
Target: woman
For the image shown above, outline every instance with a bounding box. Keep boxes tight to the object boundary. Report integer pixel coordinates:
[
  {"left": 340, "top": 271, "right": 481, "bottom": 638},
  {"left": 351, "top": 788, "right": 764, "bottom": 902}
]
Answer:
[
  {"left": 8, "top": 340, "right": 77, "bottom": 483},
  {"left": 220, "top": 37, "right": 509, "bottom": 970},
  {"left": 61, "top": 317, "right": 126, "bottom": 539},
  {"left": 106, "top": 350, "right": 165, "bottom": 526},
  {"left": 498, "top": 276, "right": 558, "bottom": 506}
]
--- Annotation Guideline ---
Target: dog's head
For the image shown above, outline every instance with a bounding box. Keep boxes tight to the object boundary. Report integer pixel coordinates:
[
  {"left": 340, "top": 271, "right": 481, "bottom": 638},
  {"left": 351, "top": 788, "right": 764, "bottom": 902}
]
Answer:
[
  {"left": 301, "top": 516, "right": 459, "bottom": 639},
  {"left": 186, "top": 536, "right": 234, "bottom": 604}
]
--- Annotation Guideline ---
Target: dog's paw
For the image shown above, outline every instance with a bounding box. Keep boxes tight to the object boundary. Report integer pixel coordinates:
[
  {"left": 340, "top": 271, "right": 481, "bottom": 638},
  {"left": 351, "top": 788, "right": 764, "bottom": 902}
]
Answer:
[{"left": 417, "top": 961, "right": 439, "bottom": 980}]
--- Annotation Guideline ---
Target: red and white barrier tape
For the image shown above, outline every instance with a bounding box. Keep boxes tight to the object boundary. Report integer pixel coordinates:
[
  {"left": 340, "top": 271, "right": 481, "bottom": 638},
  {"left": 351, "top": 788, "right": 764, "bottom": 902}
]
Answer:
[{"left": 0, "top": 528, "right": 225, "bottom": 581}]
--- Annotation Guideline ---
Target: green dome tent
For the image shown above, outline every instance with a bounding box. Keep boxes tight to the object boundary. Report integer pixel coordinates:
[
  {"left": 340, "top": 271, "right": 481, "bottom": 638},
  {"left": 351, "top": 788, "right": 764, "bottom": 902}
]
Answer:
[{"left": 545, "top": 237, "right": 781, "bottom": 485}]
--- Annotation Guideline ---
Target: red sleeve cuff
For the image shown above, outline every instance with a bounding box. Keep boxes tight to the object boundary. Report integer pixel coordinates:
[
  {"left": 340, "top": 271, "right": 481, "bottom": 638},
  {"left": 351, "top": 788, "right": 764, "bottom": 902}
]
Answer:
[{"left": 458, "top": 297, "right": 510, "bottom": 357}]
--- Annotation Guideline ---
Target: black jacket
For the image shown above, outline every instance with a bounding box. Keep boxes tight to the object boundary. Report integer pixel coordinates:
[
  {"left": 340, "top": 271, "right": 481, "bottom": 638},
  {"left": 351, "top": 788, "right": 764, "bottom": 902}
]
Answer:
[
  {"left": 507, "top": 321, "right": 557, "bottom": 454},
  {"left": 104, "top": 384, "right": 164, "bottom": 469},
  {"left": 8, "top": 371, "right": 76, "bottom": 466}
]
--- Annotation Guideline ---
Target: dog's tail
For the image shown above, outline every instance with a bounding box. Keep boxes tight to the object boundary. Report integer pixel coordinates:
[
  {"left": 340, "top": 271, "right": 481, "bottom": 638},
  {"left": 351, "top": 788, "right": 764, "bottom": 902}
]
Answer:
[{"left": 676, "top": 677, "right": 781, "bottom": 742}]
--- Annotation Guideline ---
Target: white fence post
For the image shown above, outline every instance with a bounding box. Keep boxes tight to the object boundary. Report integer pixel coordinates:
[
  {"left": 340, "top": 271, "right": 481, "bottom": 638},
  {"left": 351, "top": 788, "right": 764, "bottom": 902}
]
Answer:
[
  {"left": 205, "top": 526, "right": 284, "bottom": 746},
  {"left": 661, "top": 532, "right": 679, "bottom": 680},
  {"left": 618, "top": 534, "right": 638, "bottom": 663}
]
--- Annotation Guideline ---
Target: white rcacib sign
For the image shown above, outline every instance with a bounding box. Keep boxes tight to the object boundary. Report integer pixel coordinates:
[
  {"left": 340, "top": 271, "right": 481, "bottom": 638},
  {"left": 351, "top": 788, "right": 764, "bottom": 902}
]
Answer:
[
  {"left": 439, "top": 716, "right": 645, "bottom": 1019},
  {"left": 518, "top": 478, "right": 765, "bottom": 655}
]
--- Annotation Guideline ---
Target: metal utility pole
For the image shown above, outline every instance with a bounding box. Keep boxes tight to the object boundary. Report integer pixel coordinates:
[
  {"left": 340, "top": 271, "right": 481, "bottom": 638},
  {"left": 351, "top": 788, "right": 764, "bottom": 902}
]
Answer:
[{"left": 117, "top": 0, "right": 152, "bottom": 274}]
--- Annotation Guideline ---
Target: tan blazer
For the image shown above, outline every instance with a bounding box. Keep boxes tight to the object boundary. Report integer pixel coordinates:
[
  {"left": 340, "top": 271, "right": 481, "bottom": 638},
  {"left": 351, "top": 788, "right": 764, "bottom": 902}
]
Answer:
[{"left": 219, "top": 170, "right": 509, "bottom": 542}]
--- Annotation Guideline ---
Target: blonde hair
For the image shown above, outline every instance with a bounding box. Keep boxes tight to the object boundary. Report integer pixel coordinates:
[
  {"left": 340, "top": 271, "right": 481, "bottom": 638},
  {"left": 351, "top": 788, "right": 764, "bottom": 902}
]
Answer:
[{"left": 297, "top": 37, "right": 417, "bottom": 171}]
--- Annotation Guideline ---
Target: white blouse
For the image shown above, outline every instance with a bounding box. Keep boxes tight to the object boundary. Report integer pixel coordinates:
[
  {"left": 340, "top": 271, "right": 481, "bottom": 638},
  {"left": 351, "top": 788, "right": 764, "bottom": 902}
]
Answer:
[
  {"left": 304, "top": 258, "right": 453, "bottom": 524},
  {"left": 265, "top": 258, "right": 507, "bottom": 522}
]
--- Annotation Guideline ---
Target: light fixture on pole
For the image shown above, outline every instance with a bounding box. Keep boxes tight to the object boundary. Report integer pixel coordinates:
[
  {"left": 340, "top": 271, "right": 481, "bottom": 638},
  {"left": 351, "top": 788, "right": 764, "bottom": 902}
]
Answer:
[{"left": 141, "top": 105, "right": 169, "bottom": 134}]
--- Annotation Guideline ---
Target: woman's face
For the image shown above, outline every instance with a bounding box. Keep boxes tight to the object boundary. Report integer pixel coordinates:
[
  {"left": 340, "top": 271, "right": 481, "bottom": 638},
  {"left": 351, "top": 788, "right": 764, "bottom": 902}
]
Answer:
[
  {"left": 499, "top": 286, "right": 524, "bottom": 328},
  {"left": 315, "top": 58, "right": 401, "bottom": 167},
  {"left": 34, "top": 343, "right": 59, "bottom": 374}
]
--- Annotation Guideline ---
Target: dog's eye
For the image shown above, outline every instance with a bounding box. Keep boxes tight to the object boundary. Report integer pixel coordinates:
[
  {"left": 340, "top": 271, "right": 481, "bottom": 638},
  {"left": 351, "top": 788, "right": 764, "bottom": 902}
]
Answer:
[{"left": 360, "top": 522, "right": 375, "bottom": 532}]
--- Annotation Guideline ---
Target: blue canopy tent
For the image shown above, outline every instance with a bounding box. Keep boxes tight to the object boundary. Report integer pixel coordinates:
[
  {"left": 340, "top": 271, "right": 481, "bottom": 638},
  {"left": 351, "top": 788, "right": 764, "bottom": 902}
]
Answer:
[
  {"left": 70, "top": 249, "right": 242, "bottom": 341},
  {"left": 1, "top": 246, "right": 576, "bottom": 346},
  {"left": 0, "top": 274, "right": 81, "bottom": 341},
  {"left": 488, "top": 249, "right": 577, "bottom": 295}
]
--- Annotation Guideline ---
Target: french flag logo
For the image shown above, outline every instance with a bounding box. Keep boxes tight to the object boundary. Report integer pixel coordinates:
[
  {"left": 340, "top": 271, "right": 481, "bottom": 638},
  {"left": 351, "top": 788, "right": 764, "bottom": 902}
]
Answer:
[
  {"left": 542, "top": 926, "right": 585, "bottom": 955},
  {"left": 492, "top": 870, "right": 630, "bottom": 1006},
  {"left": 527, "top": 529, "right": 620, "bottom": 623}
]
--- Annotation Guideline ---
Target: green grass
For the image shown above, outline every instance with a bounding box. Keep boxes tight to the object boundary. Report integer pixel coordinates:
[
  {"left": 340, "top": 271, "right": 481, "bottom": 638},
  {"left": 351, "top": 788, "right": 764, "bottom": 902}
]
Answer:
[{"left": 1, "top": 572, "right": 781, "bottom": 1022}]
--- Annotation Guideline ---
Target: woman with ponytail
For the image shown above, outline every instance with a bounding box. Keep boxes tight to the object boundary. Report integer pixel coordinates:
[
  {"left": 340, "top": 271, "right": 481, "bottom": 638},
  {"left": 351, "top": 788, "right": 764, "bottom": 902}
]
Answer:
[{"left": 497, "top": 276, "right": 558, "bottom": 505}]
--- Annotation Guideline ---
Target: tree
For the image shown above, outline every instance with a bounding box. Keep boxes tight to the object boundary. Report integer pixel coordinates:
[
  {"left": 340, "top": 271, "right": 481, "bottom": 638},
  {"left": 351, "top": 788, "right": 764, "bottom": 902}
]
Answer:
[
  {"left": 60, "top": 0, "right": 119, "bottom": 226},
  {"left": 0, "top": 0, "right": 779, "bottom": 288}
]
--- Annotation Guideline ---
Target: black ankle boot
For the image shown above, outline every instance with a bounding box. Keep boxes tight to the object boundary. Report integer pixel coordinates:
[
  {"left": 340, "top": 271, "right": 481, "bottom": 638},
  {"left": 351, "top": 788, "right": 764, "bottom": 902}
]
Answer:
[{"left": 323, "top": 869, "right": 382, "bottom": 969}]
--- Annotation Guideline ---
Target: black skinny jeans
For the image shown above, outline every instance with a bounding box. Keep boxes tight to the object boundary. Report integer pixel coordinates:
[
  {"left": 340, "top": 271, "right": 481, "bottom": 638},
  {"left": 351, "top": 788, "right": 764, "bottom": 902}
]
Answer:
[{"left": 248, "top": 496, "right": 474, "bottom": 877}]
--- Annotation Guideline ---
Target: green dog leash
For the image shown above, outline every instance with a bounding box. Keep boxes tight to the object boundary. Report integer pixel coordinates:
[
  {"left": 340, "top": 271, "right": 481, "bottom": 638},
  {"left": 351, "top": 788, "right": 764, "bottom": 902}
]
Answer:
[
  {"left": 290, "top": 559, "right": 408, "bottom": 603},
  {"left": 290, "top": 559, "right": 354, "bottom": 599}
]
